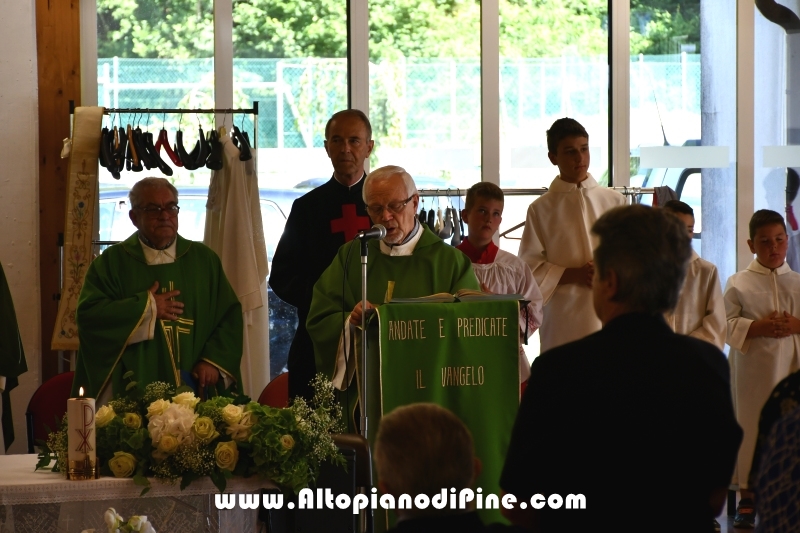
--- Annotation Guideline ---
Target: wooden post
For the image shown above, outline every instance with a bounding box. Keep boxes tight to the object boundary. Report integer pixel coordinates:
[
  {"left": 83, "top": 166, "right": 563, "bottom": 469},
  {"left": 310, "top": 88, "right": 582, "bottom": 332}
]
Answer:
[{"left": 36, "top": 0, "right": 82, "bottom": 382}]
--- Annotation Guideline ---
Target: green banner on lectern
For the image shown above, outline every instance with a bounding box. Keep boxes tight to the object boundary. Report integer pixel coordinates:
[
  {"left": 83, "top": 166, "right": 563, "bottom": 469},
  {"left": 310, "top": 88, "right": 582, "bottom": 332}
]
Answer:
[{"left": 371, "top": 299, "right": 521, "bottom": 526}]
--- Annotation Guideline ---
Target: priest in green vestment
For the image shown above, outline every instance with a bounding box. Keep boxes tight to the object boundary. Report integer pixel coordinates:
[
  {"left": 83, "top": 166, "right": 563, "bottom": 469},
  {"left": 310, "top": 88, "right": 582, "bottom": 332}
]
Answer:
[
  {"left": 0, "top": 263, "right": 27, "bottom": 451},
  {"left": 73, "top": 178, "right": 243, "bottom": 399},
  {"left": 306, "top": 166, "right": 480, "bottom": 430}
]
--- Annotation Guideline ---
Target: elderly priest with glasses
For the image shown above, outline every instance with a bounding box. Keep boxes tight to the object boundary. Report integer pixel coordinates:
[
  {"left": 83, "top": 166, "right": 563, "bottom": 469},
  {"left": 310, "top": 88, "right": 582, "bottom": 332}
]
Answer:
[
  {"left": 72, "top": 177, "right": 243, "bottom": 400},
  {"left": 307, "top": 166, "right": 480, "bottom": 431}
]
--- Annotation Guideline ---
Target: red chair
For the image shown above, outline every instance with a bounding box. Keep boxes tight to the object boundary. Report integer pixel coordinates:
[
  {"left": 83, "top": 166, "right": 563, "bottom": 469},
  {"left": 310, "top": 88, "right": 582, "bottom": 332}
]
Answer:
[
  {"left": 26, "top": 371, "right": 74, "bottom": 453},
  {"left": 257, "top": 372, "right": 289, "bottom": 408}
]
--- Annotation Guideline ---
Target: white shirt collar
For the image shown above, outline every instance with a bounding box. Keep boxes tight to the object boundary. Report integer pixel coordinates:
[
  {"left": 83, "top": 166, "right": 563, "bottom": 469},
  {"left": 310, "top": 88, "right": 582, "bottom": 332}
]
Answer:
[
  {"left": 746, "top": 258, "right": 793, "bottom": 275},
  {"left": 548, "top": 173, "right": 598, "bottom": 193},
  {"left": 379, "top": 224, "right": 425, "bottom": 256},
  {"left": 140, "top": 237, "right": 178, "bottom": 265}
]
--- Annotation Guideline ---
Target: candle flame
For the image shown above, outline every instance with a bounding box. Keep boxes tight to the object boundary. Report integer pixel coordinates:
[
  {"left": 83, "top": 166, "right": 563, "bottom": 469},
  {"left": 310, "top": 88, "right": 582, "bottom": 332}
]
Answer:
[{"left": 79, "top": 387, "right": 84, "bottom": 397}]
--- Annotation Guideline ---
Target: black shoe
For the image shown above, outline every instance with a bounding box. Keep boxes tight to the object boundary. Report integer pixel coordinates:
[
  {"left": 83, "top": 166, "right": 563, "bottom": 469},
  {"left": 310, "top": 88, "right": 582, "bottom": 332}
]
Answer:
[
  {"left": 734, "top": 497, "right": 755, "bottom": 528},
  {"left": 713, "top": 518, "right": 721, "bottom": 532}
]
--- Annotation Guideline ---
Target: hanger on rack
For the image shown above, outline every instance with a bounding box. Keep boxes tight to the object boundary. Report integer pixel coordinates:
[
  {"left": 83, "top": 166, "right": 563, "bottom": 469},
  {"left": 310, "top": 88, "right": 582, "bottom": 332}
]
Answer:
[
  {"left": 232, "top": 113, "right": 252, "bottom": 162},
  {"left": 154, "top": 113, "right": 183, "bottom": 168},
  {"left": 175, "top": 114, "right": 200, "bottom": 171},
  {"left": 126, "top": 113, "right": 143, "bottom": 172},
  {"left": 206, "top": 111, "right": 224, "bottom": 171}
]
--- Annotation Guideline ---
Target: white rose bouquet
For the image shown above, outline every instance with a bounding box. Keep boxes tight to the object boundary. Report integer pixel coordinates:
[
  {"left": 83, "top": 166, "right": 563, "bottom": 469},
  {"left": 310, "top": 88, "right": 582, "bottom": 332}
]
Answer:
[{"left": 37, "top": 372, "right": 344, "bottom": 495}]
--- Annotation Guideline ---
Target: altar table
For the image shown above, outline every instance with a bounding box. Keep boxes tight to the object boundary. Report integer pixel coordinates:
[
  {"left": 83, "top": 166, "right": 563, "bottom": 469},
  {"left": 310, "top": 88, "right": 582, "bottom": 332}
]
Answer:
[{"left": 0, "top": 454, "right": 277, "bottom": 533}]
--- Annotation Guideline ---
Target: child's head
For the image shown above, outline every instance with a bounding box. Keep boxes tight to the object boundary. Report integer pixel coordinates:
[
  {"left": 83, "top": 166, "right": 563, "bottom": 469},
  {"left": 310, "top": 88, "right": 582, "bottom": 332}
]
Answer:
[
  {"left": 748, "top": 210, "right": 788, "bottom": 270},
  {"left": 462, "top": 182, "right": 504, "bottom": 248},
  {"left": 662, "top": 200, "right": 695, "bottom": 239},
  {"left": 546, "top": 118, "right": 590, "bottom": 184}
]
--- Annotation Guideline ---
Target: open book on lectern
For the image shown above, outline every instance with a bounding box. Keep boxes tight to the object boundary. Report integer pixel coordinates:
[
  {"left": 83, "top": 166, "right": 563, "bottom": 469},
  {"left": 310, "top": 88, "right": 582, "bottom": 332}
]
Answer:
[{"left": 389, "top": 289, "right": 525, "bottom": 303}]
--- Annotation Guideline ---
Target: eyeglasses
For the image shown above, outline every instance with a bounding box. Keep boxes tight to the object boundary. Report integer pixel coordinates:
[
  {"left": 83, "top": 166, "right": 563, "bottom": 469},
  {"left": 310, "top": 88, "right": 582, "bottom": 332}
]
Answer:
[
  {"left": 136, "top": 205, "right": 180, "bottom": 218},
  {"left": 365, "top": 195, "right": 415, "bottom": 218}
]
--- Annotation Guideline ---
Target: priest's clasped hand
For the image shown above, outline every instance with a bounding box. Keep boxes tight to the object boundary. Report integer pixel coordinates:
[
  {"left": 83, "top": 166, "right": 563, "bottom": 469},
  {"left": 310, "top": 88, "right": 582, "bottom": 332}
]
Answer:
[
  {"left": 149, "top": 281, "right": 184, "bottom": 320},
  {"left": 350, "top": 301, "right": 375, "bottom": 326}
]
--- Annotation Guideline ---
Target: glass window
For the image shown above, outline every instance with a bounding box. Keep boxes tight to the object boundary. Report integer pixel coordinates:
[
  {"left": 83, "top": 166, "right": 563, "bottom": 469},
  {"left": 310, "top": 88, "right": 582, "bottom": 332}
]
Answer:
[
  {"left": 232, "top": 0, "right": 348, "bottom": 189},
  {"left": 497, "top": 0, "right": 610, "bottom": 283},
  {"left": 630, "top": 0, "right": 736, "bottom": 283},
  {"left": 369, "top": 1, "right": 481, "bottom": 190},
  {"left": 498, "top": 0, "right": 609, "bottom": 191},
  {"left": 754, "top": 6, "right": 800, "bottom": 271},
  {"left": 97, "top": 0, "right": 215, "bottom": 188}
]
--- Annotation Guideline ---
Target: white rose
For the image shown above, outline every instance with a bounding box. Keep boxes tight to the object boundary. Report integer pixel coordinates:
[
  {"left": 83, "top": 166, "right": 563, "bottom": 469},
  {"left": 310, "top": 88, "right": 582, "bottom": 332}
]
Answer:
[
  {"left": 146, "top": 399, "right": 170, "bottom": 418},
  {"left": 171, "top": 392, "right": 200, "bottom": 410},
  {"left": 104, "top": 508, "right": 123, "bottom": 529},
  {"left": 221, "top": 403, "right": 244, "bottom": 425},
  {"left": 95, "top": 405, "right": 116, "bottom": 428},
  {"left": 225, "top": 411, "right": 255, "bottom": 442},
  {"left": 128, "top": 516, "right": 152, "bottom": 532}
]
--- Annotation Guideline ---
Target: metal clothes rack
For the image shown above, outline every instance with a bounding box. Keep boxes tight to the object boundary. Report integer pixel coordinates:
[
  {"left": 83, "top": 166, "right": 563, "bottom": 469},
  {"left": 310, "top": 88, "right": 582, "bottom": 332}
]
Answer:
[
  {"left": 415, "top": 187, "right": 657, "bottom": 240},
  {"left": 57, "top": 102, "right": 263, "bottom": 373},
  {"left": 68, "top": 100, "right": 260, "bottom": 148},
  {"left": 417, "top": 186, "right": 656, "bottom": 197}
]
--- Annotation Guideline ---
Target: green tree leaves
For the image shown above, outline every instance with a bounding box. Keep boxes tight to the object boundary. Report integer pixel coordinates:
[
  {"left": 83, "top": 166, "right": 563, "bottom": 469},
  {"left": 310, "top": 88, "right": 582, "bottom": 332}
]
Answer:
[{"left": 97, "top": 0, "right": 698, "bottom": 60}]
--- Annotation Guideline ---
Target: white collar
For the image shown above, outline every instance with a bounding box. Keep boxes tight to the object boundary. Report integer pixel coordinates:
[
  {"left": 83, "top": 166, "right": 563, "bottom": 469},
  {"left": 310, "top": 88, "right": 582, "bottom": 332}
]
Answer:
[
  {"left": 379, "top": 225, "right": 425, "bottom": 256},
  {"left": 746, "top": 258, "right": 793, "bottom": 276},
  {"left": 548, "top": 173, "right": 598, "bottom": 193},
  {"left": 140, "top": 237, "right": 178, "bottom": 265}
]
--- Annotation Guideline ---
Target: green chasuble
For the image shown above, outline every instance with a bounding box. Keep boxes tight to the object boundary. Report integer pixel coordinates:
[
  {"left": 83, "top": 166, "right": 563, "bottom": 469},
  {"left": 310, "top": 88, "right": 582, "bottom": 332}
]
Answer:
[
  {"left": 72, "top": 233, "right": 243, "bottom": 398},
  {"left": 0, "top": 264, "right": 27, "bottom": 450},
  {"left": 307, "top": 226, "right": 480, "bottom": 429}
]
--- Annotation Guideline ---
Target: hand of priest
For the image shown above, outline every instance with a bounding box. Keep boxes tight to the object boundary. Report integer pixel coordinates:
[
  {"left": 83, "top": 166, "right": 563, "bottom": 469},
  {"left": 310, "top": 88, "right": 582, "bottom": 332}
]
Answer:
[
  {"left": 350, "top": 300, "right": 375, "bottom": 326},
  {"left": 149, "top": 281, "right": 184, "bottom": 320},
  {"left": 192, "top": 361, "right": 221, "bottom": 388}
]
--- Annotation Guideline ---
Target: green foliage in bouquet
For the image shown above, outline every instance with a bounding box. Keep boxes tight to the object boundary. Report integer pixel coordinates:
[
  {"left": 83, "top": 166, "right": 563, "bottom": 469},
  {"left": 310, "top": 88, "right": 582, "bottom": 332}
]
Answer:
[{"left": 37, "top": 372, "right": 344, "bottom": 495}]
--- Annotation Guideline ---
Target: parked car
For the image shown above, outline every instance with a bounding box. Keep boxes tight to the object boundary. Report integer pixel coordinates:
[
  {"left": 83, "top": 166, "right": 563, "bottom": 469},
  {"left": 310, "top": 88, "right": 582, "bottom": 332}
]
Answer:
[{"left": 98, "top": 183, "right": 304, "bottom": 380}]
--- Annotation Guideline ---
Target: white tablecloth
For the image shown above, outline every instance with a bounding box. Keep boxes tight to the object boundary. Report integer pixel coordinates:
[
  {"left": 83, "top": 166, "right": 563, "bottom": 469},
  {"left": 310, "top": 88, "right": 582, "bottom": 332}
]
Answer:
[{"left": 0, "top": 455, "right": 277, "bottom": 532}]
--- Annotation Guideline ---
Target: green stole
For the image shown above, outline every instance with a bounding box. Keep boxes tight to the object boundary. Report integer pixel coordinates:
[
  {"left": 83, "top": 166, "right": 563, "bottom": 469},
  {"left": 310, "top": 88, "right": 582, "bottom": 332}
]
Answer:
[{"left": 373, "top": 300, "right": 521, "bottom": 527}]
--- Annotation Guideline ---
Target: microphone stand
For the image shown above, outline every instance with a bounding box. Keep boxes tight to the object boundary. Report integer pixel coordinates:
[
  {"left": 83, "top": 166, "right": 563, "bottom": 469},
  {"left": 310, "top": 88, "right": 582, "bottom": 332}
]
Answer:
[
  {"left": 359, "top": 235, "right": 369, "bottom": 440},
  {"left": 358, "top": 233, "right": 373, "bottom": 533}
]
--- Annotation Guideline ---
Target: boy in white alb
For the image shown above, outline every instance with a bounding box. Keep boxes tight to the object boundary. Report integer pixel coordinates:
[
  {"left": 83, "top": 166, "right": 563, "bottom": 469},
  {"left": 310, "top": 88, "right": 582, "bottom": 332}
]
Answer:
[
  {"left": 724, "top": 209, "right": 800, "bottom": 528},
  {"left": 662, "top": 200, "right": 726, "bottom": 349},
  {"left": 456, "top": 182, "right": 543, "bottom": 382},
  {"left": 518, "top": 118, "right": 625, "bottom": 352}
]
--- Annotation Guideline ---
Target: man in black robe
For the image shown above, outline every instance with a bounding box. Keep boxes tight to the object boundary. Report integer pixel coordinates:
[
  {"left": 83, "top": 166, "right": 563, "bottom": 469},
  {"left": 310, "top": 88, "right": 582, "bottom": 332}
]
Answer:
[{"left": 269, "top": 109, "right": 374, "bottom": 400}]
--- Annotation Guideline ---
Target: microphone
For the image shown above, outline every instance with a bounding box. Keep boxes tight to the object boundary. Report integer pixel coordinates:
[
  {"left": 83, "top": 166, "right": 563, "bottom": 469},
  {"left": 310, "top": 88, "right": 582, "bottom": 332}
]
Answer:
[{"left": 357, "top": 224, "right": 387, "bottom": 240}]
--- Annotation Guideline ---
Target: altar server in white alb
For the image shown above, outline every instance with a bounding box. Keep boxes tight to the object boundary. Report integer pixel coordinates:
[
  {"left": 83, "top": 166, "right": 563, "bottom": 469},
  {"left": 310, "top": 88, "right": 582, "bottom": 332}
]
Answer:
[
  {"left": 517, "top": 118, "right": 625, "bottom": 352},
  {"left": 662, "top": 200, "right": 726, "bottom": 349},
  {"left": 723, "top": 209, "right": 800, "bottom": 527},
  {"left": 456, "top": 182, "right": 543, "bottom": 382}
]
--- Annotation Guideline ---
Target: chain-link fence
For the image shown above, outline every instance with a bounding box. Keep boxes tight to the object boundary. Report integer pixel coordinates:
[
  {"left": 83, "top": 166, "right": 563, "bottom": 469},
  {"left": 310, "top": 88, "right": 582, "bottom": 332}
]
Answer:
[{"left": 99, "top": 54, "right": 701, "bottom": 149}]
